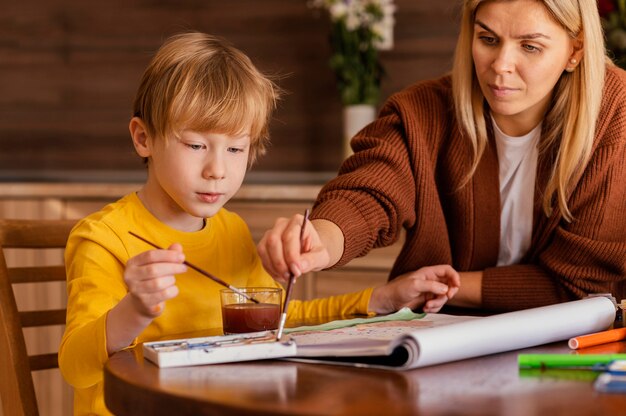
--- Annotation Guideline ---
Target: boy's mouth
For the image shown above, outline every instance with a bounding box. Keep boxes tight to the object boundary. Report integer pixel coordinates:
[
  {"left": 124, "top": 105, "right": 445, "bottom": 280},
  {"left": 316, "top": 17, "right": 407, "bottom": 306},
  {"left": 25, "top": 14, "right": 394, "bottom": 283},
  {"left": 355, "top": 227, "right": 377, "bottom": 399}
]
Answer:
[{"left": 197, "top": 192, "right": 223, "bottom": 203}]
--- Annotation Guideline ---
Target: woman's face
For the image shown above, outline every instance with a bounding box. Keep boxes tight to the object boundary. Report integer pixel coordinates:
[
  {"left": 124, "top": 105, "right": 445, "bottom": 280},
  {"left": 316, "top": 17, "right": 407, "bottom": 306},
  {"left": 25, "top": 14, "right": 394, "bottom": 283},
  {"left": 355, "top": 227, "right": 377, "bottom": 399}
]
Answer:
[{"left": 472, "top": 0, "right": 579, "bottom": 136}]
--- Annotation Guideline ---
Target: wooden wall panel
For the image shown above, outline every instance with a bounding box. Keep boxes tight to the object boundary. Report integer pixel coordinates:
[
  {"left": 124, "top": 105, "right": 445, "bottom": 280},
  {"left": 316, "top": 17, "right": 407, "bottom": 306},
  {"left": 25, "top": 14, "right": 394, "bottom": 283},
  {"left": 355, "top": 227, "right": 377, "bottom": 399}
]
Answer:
[{"left": 0, "top": 0, "right": 460, "bottom": 177}]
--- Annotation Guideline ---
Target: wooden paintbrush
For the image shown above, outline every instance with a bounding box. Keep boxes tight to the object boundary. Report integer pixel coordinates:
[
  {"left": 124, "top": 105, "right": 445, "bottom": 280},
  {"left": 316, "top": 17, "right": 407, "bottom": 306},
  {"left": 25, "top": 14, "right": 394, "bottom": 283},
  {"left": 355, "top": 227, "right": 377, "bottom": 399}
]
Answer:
[
  {"left": 128, "top": 231, "right": 259, "bottom": 304},
  {"left": 275, "top": 208, "right": 310, "bottom": 340}
]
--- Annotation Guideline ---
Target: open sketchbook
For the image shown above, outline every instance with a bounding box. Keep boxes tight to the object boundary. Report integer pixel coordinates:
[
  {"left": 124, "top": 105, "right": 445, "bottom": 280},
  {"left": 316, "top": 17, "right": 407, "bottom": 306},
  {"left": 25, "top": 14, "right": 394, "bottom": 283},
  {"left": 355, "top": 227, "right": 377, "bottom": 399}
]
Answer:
[{"left": 143, "top": 296, "right": 616, "bottom": 370}]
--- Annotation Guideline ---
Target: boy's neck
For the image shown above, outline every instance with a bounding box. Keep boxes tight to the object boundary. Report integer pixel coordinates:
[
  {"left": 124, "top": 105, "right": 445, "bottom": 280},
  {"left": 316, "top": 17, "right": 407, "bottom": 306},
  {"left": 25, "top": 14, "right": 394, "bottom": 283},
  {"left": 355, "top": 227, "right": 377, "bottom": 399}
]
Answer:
[{"left": 136, "top": 188, "right": 205, "bottom": 232}]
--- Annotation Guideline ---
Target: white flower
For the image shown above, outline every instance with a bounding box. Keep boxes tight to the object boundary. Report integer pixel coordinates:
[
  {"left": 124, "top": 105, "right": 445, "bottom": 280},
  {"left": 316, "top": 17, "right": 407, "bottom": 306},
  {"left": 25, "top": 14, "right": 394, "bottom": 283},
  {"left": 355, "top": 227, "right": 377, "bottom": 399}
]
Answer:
[
  {"left": 345, "top": 11, "right": 361, "bottom": 31},
  {"left": 329, "top": 3, "right": 348, "bottom": 21},
  {"left": 375, "top": 16, "right": 396, "bottom": 50},
  {"left": 309, "top": 0, "right": 396, "bottom": 45}
]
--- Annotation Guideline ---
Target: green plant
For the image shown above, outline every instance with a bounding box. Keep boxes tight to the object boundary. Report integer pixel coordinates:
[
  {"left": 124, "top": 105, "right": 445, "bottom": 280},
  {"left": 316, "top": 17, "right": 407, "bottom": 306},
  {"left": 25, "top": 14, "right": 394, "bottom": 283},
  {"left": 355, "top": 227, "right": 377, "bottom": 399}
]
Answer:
[{"left": 308, "top": 0, "right": 396, "bottom": 105}]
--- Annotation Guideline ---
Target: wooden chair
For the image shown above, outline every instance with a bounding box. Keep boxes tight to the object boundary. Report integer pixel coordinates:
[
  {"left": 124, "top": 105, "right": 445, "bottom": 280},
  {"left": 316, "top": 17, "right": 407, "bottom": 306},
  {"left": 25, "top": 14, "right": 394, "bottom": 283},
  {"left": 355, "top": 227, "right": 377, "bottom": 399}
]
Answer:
[{"left": 0, "top": 219, "right": 76, "bottom": 416}]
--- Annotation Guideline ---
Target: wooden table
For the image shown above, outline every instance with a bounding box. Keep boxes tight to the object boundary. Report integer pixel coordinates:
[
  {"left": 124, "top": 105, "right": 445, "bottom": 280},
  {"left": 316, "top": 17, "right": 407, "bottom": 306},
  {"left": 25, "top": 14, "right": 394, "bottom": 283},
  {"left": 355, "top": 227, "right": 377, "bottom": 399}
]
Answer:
[{"left": 104, "top": 339, "right": 626, "bottom": 415}]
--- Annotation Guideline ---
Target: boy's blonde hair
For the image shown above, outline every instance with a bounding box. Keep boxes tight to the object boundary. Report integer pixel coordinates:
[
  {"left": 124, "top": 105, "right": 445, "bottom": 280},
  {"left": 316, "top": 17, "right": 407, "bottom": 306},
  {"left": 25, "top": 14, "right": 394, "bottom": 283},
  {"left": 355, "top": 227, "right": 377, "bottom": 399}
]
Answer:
[
  {"left": 133, "top": 32, "right": 279, "bottom": 164},
  {"left": 452, "top": 0, "right": 608, "bottom": 221}
]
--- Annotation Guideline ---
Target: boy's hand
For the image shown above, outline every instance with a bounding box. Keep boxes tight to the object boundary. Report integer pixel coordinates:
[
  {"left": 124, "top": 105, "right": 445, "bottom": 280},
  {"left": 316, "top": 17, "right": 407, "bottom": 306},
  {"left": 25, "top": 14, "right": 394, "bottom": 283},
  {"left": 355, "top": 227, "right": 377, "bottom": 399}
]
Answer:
[
  {"left": 368, "top": 265, "right": 461, "bottom": 315},
  {"left": 124, "top": 243, "right": 187, "bottom": 318}
]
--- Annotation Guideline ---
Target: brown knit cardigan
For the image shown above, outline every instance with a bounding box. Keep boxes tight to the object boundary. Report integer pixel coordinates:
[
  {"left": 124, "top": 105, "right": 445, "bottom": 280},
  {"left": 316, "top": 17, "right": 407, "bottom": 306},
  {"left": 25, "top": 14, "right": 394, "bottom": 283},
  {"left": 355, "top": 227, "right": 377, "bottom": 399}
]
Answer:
[{"left": 312, "top": 66, "right": 626, "bottom": 312}]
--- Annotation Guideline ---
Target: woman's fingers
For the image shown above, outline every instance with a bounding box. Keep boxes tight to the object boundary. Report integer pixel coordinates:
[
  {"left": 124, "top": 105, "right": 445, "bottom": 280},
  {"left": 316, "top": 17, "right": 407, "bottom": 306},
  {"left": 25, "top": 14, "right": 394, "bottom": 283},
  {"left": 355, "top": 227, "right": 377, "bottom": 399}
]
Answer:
[
  {"left": 258, "top": 217, "right": 292, "bottom": 281},
  {"left": 258, "top": 213, "right": 319, "bottom": 281},
  {"left": 423, "top": 295, "right": 449, "bottom": 313},
  {"left": 423, "top": 264, "right": 461, "bottom": 286},
  {"left": 281, "top": 214, "right": 309, "bottom": 276}
]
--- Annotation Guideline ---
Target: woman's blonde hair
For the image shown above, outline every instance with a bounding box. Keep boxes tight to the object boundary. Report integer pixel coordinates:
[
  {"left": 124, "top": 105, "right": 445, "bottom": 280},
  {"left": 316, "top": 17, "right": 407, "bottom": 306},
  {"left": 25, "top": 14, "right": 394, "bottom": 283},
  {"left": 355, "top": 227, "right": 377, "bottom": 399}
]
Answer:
[
  {"left": 133, "top": 32, "right": 280, "bottom": 164},
  {"left": 452, "top": 0, "right": 609, "bottom": 221}
]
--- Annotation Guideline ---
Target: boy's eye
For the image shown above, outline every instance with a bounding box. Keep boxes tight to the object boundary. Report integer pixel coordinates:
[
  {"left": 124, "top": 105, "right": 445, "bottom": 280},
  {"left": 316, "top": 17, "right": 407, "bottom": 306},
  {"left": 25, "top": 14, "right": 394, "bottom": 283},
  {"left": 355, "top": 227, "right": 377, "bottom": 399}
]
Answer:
[
  {"left": 227, "top": 147, "right": 245, "bottom": 154},
  {"left": 186, "top": 143, "right": 205, "bottom": 151}
]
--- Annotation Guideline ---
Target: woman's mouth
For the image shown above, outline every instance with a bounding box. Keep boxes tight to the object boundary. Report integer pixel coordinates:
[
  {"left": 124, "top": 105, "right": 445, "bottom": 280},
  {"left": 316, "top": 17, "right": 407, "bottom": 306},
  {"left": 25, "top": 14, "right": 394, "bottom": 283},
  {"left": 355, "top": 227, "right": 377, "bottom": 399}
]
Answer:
[{"left": 489, "top": 84, "right": 518, "bottom": 98}]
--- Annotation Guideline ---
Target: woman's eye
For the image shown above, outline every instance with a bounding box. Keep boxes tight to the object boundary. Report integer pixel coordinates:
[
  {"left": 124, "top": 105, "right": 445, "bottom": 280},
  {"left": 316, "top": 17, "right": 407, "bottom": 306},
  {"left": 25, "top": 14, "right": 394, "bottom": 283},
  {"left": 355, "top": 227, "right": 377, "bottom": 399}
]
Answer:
[
  {"left": 479, "top": 35, "right": 497, "bottom": 45},
  {"left": 522, "top": 44, "right": 540, "bottom": 53}
]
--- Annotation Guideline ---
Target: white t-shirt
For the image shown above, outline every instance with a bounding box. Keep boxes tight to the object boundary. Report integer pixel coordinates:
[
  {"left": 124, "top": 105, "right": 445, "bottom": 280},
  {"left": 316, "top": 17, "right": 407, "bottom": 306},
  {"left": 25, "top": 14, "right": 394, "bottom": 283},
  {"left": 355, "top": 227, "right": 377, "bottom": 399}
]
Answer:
[{"left": 493, "top": 119, "right": 541, "bottom": 266}]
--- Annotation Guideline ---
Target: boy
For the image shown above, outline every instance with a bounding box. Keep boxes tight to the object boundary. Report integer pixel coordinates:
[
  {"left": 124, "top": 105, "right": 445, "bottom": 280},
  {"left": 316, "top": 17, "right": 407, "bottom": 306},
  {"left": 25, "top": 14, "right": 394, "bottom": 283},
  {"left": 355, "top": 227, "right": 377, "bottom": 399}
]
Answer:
[{"left": 59, "top": 32, "right": 459, "bottom": 415}]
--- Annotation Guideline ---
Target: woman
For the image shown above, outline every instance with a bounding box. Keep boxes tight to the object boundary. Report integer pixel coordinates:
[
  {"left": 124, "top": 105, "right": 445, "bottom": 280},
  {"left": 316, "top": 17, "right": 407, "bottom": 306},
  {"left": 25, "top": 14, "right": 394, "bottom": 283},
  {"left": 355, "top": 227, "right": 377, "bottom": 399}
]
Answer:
[{"left": 258, "top": 0, "right": 626, "bottom": 312}]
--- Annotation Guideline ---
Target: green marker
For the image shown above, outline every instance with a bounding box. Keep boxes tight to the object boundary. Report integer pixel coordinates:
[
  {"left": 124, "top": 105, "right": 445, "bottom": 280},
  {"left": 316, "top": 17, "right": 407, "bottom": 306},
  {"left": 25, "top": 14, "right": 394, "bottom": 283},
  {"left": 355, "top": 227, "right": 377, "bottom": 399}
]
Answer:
[
  {"left": 519, "top": 368, "right": 600, "bottom": 382},
  {"left": 518, "top": 354, "right": 626, "bottom": 369}
]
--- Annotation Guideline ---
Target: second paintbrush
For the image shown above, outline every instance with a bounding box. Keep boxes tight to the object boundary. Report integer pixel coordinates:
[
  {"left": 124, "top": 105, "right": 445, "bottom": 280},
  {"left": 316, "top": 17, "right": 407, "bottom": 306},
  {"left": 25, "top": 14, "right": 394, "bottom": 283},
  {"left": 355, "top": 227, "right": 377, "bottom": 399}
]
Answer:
[{"left": 128, "top": 231, "right": 259, "bottom": 304}]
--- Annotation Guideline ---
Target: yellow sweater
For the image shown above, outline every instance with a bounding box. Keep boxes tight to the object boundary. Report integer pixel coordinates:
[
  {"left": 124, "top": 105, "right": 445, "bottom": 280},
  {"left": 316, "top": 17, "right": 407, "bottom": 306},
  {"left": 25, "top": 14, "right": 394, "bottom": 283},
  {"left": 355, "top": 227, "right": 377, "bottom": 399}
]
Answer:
[{"left": 59, "top": 192, "right": 373, "bottom": 415}]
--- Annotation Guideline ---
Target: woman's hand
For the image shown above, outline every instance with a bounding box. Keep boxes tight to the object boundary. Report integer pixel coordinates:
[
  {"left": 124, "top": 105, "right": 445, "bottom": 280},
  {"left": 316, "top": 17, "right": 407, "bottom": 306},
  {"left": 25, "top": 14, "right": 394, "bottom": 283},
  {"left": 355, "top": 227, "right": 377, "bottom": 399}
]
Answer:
[
  {"left": 368, "top": 264, "right": 461, "bottom": 314},
  {"left": 258, "top": 215, "right": 340, "bottom": 284}
]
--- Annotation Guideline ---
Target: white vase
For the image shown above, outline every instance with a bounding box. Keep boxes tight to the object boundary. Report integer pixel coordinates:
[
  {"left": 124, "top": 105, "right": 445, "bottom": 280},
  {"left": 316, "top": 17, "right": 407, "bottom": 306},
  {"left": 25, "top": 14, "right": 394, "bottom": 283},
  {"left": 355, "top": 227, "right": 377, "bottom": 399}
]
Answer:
[{"left": 343, "top": 104, "right": 376, "bottom": 158}]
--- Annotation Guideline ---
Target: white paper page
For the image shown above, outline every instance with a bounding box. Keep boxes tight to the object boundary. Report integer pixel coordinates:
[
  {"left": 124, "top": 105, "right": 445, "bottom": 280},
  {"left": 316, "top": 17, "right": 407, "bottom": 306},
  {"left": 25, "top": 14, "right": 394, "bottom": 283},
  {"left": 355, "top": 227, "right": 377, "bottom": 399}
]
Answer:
[
  {"left": 292, "top": 313, "right": 476, "bottom": 356},
  {"left": 404, "top": 296, "right": 616, "bottom": 368}
]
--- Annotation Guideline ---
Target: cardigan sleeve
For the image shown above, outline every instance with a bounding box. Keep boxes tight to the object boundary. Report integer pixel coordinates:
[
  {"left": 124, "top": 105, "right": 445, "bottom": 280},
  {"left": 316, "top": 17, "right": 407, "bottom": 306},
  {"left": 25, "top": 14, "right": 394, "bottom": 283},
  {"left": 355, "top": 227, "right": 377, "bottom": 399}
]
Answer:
[
  {"left": 312, "top": 100, "right": 416, "bottom": 266},
  {"left": 312, "top": 80, "right": 453, "bottom": 267}
]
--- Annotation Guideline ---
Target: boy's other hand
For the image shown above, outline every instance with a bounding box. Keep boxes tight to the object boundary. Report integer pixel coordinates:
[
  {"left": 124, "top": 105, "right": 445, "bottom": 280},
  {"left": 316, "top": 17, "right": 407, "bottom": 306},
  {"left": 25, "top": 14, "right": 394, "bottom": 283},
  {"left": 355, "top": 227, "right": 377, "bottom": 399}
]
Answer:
[
  {"left": 368, "top": 264, "right": 461, "bottom": 315},
  {"left": 124, "top": 243, "right": 187, "bottom": 318}
]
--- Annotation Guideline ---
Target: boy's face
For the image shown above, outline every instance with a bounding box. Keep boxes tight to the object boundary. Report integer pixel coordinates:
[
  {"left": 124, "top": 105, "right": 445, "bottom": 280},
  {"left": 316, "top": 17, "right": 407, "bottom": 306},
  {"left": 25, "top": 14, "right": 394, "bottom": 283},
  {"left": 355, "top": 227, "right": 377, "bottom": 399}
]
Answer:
[{"left": 142, "top": 129, "right": 250, "bottom": 230}]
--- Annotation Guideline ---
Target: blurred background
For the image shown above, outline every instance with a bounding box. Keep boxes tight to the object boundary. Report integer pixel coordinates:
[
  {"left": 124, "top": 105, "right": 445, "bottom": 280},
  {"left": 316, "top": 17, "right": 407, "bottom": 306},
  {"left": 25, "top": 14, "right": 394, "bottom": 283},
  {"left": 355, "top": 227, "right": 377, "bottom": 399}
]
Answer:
[
  {"left": 0, "top": 0, "right": 460, "bottom": 182},
  {"left": 0, "top": 2, "right": 460, "bottom": 415}
]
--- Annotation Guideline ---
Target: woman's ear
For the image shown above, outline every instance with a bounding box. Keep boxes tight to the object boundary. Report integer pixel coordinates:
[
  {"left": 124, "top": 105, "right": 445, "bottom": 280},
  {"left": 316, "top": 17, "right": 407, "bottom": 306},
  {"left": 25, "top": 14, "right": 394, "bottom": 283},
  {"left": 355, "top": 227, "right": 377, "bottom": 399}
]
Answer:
[
  {"left": 566, "top": 34, "right": 584, "bottom": 72},
  {"left": 129, "top": 117, "right": 151, "bottom": 158}
]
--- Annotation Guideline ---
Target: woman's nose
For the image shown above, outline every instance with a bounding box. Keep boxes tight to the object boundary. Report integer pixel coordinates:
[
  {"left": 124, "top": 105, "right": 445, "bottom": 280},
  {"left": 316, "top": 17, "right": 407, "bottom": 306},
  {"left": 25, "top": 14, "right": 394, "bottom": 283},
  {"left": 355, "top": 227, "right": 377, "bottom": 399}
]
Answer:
[{"left": 491, "top": 47, "right": 515, "bottom": 74}]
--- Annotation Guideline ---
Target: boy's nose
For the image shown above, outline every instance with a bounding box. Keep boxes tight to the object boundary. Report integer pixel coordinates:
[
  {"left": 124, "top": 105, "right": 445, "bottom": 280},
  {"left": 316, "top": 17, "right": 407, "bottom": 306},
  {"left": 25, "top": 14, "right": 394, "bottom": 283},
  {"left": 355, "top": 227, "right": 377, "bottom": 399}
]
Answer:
[{"left": 202, "top": 155, "right": 226, "bottom": 180}]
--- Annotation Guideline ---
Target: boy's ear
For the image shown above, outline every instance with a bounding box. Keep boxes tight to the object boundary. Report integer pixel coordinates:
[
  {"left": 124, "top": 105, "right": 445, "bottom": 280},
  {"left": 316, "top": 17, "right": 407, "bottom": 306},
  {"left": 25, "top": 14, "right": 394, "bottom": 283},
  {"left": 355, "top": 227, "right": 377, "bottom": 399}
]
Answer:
[{"left": 129, "top": 117, "right": 152, "bottom": 157}]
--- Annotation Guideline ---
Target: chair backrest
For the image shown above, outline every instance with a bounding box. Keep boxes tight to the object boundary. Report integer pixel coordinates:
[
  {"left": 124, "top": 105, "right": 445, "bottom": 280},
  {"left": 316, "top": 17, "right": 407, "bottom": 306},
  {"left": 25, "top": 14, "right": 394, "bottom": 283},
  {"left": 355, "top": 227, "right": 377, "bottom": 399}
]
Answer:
[{"left": 0, "top": 219, "right": 76, "bottom": 416}]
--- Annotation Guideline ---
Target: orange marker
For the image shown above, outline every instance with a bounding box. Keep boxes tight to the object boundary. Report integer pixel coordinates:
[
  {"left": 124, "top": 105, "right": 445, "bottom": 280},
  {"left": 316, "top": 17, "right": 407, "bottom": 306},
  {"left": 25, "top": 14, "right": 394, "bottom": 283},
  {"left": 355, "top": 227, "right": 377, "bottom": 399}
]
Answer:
[
  {"left": 568, "top": 327, "right": 626, "bottom": 350},
  {"left": 575, "top": 341, "right": 626, "bottom": 355}
]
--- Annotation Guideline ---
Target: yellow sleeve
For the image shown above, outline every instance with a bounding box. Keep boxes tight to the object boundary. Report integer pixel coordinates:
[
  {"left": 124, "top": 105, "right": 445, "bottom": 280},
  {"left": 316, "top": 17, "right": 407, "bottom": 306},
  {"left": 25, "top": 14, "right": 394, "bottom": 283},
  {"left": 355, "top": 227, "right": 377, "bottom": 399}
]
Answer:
[
  {"left": 59, "top": 222, "right": 129, "bottom": 389},
  {"left": 286, "top": 287, "right": 375, "bottom": 323}
]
